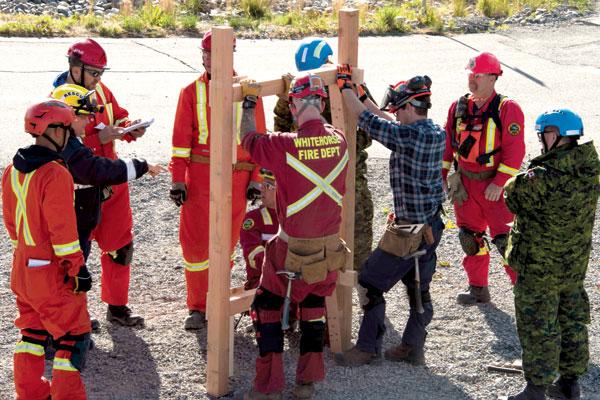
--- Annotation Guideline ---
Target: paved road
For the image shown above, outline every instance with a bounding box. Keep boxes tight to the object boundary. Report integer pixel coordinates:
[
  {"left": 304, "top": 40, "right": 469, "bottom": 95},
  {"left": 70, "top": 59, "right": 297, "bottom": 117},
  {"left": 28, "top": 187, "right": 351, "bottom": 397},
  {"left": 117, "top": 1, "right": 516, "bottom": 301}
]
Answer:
[{"left": 0, "top": 20, "right": 599, "bottom": 166}]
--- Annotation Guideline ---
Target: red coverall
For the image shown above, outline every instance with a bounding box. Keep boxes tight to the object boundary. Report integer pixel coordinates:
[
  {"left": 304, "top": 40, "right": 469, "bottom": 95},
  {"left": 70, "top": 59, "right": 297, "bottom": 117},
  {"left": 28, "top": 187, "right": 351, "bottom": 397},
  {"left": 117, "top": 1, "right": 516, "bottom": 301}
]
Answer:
[
  {"left": 2, "top": 158, "right": 90, "bottom": 400},
  {"left": 242, "top": 119, "right": 348, "bottom": 393},
  {"left": 170, "top": 71, "right": 266, "bottom": 312},
  {"left": 443, "top": 91, "right": 525, "bottom": 286},
  {"left": 240, "top": 205, "right": 278, "bottom": 289},
  {"left": 83, "top": 81, "right": 138, "bottom": 306}
]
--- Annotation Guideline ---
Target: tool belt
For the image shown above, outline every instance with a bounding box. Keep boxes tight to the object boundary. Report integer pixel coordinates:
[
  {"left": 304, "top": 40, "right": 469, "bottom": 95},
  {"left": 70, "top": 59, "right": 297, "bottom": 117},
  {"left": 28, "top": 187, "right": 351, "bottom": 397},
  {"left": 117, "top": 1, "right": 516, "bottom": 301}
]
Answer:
[
  {"left": 458, "top": 165, "right": 496, "bottom": 181},
  {"left": 282, "top": 230, "right": 350, "bottom": 285},
  {"left": 378, "top": 218, "right": 434, "bottom": 258},
  {"left": 189, "top": 154, "right": 256, "bottom": 171}
]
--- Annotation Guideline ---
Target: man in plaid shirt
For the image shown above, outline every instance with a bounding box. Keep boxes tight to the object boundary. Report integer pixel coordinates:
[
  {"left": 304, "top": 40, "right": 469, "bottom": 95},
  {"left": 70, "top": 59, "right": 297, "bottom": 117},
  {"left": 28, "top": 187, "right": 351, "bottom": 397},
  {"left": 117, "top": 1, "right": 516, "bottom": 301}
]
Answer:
[{"left": 334, "top": 65, "right": 446, "bottom": 367}]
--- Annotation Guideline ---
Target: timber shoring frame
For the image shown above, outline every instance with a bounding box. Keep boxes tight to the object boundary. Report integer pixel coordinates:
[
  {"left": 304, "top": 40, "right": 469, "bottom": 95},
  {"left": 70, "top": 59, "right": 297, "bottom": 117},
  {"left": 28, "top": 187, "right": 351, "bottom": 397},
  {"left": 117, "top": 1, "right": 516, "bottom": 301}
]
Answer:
[{"left": 206, "top": 9, "right": 361, "bottom": 397}]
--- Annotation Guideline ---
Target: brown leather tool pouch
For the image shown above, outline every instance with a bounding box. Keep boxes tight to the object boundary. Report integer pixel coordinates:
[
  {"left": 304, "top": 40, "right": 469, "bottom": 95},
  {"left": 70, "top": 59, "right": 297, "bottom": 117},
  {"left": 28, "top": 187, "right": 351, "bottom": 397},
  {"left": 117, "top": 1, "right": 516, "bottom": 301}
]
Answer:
[
  {"left": 285, "top": 233, "right": 350, "bottom": 285},
  {"left": 378, "top": 219, "right": 425, "bottom": 258}
]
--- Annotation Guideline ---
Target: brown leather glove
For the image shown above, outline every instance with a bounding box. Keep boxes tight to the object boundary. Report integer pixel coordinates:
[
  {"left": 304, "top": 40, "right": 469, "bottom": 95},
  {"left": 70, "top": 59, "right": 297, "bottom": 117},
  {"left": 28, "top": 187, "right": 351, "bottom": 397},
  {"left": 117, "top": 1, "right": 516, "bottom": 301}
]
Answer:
[
  {"left": 278, "top": 72, "right": 295, "bottom": 100},
  {"left": 447, "top": 172, "right": 468, "bottom": 206}
]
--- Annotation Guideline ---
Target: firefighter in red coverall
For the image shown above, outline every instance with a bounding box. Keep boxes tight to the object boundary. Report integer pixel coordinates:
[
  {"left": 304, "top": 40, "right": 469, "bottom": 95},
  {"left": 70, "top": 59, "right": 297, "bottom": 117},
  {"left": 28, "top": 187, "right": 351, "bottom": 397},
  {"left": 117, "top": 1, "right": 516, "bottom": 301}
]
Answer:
[
  {"left": 53, "top": 38, "right": 148, "bottom": 326},
  {"left": 2, "top": 99, "right": 92, "bottom": 400},
  {"left": 240, "top": 169, "right": 279, "bottom": 291},
  {"left": 239, "top": 74, "right": 349, "bottom": 400},
  {"left": 169, "top": 31, "right": 267, "bottom": 330},
  {"left": 442, "top": 52, "right": 526, "bottom": 304}
]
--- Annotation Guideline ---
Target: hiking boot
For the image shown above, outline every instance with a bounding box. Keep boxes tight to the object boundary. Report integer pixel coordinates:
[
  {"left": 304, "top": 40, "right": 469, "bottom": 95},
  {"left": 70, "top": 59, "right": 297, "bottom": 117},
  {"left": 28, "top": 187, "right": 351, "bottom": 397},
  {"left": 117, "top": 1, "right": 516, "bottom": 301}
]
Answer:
[
  {"left": 456, "top": 285, "right": 491, "bottom": 304},
  {"left": 242, "top": 387, "right": 283, "bottom": 400},
  {"left": 293, "top": 380, "right": 315, "bottom": 399},
  {"left": 499, "top": 382, "right": 547, "bottom": 400},
  {"left": 547, "top": 376, "right": 580, "bottom": 399},
  {"left": 334, "top": 346, "right": 382, "bottom": 367},
  {"left": 384, "top": 342, "right": 425, "bottom": 365},
  {"left": 107, "top": 305, "right": 145, "bottom": 326},
  {"left": 91, "top": 318, "right": 100, "bottom": 331},
  {"left": 184, "top": 310, "right": 206, "bottom": 330}
]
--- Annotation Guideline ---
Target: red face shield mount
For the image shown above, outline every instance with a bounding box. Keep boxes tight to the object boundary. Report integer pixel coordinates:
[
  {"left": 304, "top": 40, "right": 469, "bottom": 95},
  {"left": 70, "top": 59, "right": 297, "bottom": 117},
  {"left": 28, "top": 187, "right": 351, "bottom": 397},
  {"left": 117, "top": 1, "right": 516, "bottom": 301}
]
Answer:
[{"left": 380, "top": 75, "right": 432, "bottom": 113}]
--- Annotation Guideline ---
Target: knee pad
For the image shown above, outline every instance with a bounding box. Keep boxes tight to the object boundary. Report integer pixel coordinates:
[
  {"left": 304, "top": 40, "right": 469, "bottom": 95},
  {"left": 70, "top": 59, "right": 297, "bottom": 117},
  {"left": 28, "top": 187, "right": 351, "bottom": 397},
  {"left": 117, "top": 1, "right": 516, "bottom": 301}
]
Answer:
[
  {"left": 109, "top": 241, "right": 134, "bottom": 266},
  {"left": 492, "top": 234, "right": 508, "bottom": 257},
  {"left": 458, "top": 227, "right": 483, "bottom": 256},
  {"left": 299, "top": 320, "right": 326, "bottom": 355},
  {"left": 359, "top": 281, "right": 385, "bottom": 311},
  {"left": 406, "top": 288, "right": 431, "bottom": 308},
  {"left": 299, "top": 293, "right": 325, "bottom": 309},
  {"left": 251, "top": 288, "right": 285, "bottom": 357},
  {"left": 55, "top": 332, "right": 91, "bottom": 372}
]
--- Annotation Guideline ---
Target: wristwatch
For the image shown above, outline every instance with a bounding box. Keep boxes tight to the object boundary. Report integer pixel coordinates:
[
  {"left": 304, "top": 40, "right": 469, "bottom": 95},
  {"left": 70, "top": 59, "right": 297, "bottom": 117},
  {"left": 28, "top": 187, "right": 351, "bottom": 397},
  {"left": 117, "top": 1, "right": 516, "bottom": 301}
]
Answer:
[{"left": 242, "top": 95, "right": 257, "bottom": 109}]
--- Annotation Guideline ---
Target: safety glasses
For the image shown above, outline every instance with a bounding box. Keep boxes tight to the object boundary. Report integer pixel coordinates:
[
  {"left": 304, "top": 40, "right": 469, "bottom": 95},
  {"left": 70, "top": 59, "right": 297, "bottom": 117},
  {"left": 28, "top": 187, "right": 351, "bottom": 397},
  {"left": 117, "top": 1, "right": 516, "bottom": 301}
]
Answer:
[
  {"left": 85, "top": 68, "right": 104, "bottom": 78},
  {"left": 262, "top": 181, "right": 275, "bottom": 191}
]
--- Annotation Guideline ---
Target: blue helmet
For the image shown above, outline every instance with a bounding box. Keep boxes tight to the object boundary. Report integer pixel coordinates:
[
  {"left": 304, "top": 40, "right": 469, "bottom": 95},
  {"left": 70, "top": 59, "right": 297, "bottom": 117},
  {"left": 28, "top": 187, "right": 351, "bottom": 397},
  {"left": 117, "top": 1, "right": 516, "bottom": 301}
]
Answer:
[
  {"left": 535, "top": 108, "right": 584, "bottom": 137},
  {"left": 295, "top": 38, "right": 333, "bottom": 72}
]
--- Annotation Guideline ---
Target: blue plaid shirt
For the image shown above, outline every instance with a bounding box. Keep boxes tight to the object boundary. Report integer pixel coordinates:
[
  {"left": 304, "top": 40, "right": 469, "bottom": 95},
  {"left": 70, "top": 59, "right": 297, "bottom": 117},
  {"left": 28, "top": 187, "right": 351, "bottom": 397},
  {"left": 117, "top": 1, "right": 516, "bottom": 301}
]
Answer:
[{"left": 358, "top": 110, "right": 445, "bottom": 224}]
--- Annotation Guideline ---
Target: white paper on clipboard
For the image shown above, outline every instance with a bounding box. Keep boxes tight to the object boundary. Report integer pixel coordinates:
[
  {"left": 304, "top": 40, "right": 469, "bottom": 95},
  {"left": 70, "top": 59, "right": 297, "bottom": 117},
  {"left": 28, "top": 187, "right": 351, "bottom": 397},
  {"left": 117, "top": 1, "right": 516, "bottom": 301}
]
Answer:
[
  {"left": 122, "top": 118, "right": 154, "bottom": 134},
  {"left": 393, "top": 224, "right": 425, "bottom": 234},
  {"left": 27, "top": 259, "right": 51, "bottom": 268}
]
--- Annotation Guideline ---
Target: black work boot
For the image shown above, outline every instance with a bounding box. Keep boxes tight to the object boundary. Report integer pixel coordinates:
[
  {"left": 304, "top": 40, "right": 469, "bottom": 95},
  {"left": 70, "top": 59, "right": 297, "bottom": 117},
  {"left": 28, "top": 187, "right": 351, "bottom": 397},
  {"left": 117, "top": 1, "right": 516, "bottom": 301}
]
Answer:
[
  {"left": 107, "top": 304, "right": 145, "bottom": 326},
  {"left": 456, "top": 285, "right": 491, "bottom": 304},
  {"left": 547, "top": 376, "right": 580, "bottom": 399},
  {"left": 499, "top": 381, "right": 547, "bottom": 400}
]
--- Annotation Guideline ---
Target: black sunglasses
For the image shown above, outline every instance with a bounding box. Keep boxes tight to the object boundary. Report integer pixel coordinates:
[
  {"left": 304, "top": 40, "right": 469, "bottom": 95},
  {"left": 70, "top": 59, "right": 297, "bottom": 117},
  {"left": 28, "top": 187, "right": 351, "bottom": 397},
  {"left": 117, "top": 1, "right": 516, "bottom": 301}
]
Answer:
[{"left": 85, "top": 68, "right": 104, "bottom": 78}]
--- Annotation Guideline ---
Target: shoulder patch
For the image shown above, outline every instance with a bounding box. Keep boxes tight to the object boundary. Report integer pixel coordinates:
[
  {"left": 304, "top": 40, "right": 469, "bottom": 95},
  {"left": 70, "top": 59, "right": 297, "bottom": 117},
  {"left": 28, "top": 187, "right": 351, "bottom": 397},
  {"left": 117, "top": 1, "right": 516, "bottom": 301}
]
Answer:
[
  {"left": 242, "top": 218, "right": 255, "bottom": 230},
  {"left": 527, "top": 170, "right": 535, "bottom": 179},
  {"left": 508, "top": 122, "right": 521, "bottom": 136}
]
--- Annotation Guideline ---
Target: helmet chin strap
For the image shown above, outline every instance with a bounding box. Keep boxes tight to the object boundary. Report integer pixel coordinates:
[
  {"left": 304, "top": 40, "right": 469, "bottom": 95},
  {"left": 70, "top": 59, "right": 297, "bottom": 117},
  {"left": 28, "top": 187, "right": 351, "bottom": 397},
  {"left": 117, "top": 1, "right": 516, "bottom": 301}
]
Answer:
[
  {"left": 42, "top": 126, "right": 72, "bottom": 152},
  {"left": 540, "top": 132, "right": 559, "bottom": 154},
  {"left": 69, "top": 66, "right": 85, "bottom": 87},
  {"left": 294, "top": 98, "right": 320, "bottom": 121}
]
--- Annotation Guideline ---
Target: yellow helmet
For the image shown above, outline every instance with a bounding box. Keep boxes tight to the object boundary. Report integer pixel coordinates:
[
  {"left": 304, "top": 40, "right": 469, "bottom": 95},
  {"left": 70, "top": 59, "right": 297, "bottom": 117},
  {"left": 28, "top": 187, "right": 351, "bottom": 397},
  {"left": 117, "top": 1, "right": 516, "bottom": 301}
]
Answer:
[{"left": 50, "top": 84, "right": 103, "bottom": 115}]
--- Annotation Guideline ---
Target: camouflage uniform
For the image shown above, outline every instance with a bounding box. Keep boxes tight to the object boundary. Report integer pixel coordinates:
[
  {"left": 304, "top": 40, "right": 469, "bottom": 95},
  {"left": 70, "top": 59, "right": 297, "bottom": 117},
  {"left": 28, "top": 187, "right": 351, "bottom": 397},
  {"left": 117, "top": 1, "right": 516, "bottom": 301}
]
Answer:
[
  {"left": 273, "top": 88, "right": 374, "bottom": 271},
  {"left": 504, "top": 141, "right": 600, "bottom": 386}
]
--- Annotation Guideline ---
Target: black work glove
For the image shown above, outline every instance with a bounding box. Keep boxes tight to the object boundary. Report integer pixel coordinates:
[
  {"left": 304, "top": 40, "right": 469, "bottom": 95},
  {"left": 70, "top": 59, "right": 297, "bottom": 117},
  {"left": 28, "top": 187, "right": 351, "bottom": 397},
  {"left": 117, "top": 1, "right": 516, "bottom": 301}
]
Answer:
[
  {"left": 170, "top": 182, "right": 187, "bottom": 207},
  {"left": 64, "top": 265, "right": 93, "bottom": 293},
  {"left": 246, "top": 181, "right": 261, "bottom": 202}
]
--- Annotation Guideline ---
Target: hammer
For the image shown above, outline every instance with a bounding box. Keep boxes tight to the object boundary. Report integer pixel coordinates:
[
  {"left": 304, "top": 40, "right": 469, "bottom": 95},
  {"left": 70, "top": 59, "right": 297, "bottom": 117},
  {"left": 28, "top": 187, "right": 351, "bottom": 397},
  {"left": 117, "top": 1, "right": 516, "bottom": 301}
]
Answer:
[
  {"left": 404, "top": 249, "right": 427, "bottom": 314},
  {"left": 276, "top": 270, "right": 302, "bottom": 330}
]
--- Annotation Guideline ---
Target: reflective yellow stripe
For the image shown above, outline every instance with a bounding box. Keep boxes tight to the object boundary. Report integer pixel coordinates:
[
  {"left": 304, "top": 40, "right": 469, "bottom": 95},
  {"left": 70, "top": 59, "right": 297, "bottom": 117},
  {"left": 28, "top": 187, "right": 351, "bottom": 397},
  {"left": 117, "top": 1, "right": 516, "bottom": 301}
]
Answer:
[
  {"left": 308, "top": 316, "right": 326, "bottom": 323},
  {"left": 115, "top": 117, "right": 128, "bottom": 126},
  {"left": 185, "top": 254, "right": 235, "bottom": 272},
  {"left": 11, "top": 168, "right": 36, "bottom": 246},
  {"left": 485, "top": 97, "right": 506, "bottom": 167},
  {"left": 196, "top": 81, "right": 209, "bottom": 145},
  {"left": 475, "top": 246, "right": 488, "bottom": 256},
  {"left": 95, "top": 85, "right": 114, "bottom": 126},
  {"left": 260, "top": 208, "right": 273, "bottom": 225},
  {"left": 442, "top": 161, "right": 452, "bottom": 170},
  {"left": 234, "top": 102, "right": 242, "bottom": 145},
  {"left": 53, "top": 240, "right": 81, "bottom": 256},
  {"left": 497, "top": 163, "right": 519, "bottom": 177},
  {"left": 53, "top": 357, "right": 78, "bottom": 372},
  {"left": 172, "top": 147, "right": 191, "bottom": 158},
  {"left": 11, "top": 239, "right": 18, "bottom": 249},
  {"left": 286, "top": 150, "right": 348, "bottom": 217},
  {"left": 248, "top": 245, "right": 265, "bottom": 269},
  {"left": 15, "top": 340, "right": 44, "bottom": 356}
]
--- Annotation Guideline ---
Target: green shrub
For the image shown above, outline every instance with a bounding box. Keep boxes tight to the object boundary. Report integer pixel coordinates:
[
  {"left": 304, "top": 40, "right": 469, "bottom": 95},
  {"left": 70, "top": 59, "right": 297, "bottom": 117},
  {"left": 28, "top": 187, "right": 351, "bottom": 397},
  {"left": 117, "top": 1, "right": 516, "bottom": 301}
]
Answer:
[
  {"left": 478, "top": 0, "right": 512, "bottom": 17},
  {"left": 183, "top": 0, "right": 210, "bottom": 14},
  {"left": 179, "top": 15, "right": 198, "bottom": 31},
  {"left": 452, "top": 0, "right": 467, "bottom": 17},
  {"left": 81, "top": 14, "right": 102, "bottom": 29},
  {"left": 240, "top": 0, "right": 272, "bottom": 19},
  {"left": 121, "top": 15, "right": 144, "bottom": 32}
]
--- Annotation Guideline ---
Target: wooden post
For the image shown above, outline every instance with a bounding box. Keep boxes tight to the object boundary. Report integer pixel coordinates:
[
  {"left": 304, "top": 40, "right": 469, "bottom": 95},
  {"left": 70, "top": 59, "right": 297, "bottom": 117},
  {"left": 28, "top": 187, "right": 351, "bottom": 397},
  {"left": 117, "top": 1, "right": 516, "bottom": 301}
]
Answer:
[
  {"left": 337, "top": 8, "right": 359, "bottom": 352},
  {"left": 206, "top": 26, "right": 234, "bottom": 398}
]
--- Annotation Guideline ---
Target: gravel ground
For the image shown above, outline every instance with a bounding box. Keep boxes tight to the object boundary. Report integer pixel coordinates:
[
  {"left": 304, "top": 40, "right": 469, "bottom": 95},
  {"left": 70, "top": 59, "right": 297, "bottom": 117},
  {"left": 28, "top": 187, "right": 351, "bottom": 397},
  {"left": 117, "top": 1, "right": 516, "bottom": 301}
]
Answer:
[{"left": 0, "top": 151, "right": 599, "bottom": 399}]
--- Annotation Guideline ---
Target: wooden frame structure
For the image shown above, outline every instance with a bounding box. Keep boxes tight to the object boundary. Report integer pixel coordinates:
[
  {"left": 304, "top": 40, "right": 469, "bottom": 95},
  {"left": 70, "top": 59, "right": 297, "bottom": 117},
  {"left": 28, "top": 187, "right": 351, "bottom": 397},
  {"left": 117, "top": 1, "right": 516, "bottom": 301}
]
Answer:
[{"left": 206, "top": 9, "right": 361, "bottom": 397}]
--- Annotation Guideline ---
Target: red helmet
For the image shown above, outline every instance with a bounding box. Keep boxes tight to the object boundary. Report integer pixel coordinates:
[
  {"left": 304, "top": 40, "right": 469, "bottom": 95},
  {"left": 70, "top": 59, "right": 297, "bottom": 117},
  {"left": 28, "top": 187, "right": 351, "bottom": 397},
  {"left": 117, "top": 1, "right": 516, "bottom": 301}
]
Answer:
[
  {"left": 67, "top": 38, "right": 108, "bottom": 69},
  {"left": 465, "top": 52, "right": 502, "bottom": 76},
  {"left": 201, "top": 30, "right": 237, "bottom": 52},
  {"left": 24, "top": 99, "right": 75, "bottom": 136},
  {"left": 288, "top": 74, "right": 328, "bottom": 101}
]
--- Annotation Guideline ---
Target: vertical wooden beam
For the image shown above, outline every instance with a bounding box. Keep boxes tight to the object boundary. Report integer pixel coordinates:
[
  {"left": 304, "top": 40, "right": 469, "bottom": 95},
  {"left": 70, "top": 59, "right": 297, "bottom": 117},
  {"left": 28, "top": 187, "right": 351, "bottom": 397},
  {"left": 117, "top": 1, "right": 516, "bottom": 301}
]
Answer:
[
  {"left": 337, "top": 8, "right": 359, "bottom": 352},
  {"left": 206, "top": 26, "right": 234, "bottom": 398}
]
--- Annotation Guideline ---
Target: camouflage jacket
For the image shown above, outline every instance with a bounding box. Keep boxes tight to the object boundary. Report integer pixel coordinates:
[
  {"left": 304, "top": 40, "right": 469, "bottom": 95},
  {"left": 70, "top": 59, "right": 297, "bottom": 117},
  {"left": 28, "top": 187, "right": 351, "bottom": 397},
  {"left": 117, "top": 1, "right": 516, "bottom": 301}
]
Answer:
[
  {"left": 504, "top": 141, "right": 600, "bottom": 283},
  {"left": 273, "top": 86, "right": 372, "bottom": 166}
]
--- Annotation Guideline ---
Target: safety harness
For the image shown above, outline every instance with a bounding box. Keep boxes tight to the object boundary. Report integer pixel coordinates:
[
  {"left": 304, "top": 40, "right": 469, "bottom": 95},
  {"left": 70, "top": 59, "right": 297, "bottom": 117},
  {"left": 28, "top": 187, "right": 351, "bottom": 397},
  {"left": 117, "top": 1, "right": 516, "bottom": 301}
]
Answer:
[{"left": 453, "top": 93, "right": 505, "bottom": 166}]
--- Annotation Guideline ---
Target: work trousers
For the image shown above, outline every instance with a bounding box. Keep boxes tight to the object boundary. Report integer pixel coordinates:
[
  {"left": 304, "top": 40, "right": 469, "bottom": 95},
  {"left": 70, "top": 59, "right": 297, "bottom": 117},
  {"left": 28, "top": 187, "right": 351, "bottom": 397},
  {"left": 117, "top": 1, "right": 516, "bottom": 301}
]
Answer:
[
  {"left": 454, "top": 175, "right": 516, "bottom": 286},
  {"left": 356, "top": 215, "right": 443, "bottom": 354}
]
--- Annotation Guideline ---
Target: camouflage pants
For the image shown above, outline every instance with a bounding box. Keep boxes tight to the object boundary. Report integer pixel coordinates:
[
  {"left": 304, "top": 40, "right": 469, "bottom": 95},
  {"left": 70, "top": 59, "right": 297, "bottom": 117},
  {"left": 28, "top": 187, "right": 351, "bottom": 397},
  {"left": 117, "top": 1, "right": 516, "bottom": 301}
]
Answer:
[
  {"left": 514, "top": 277, "right": 590, "bottom": 386},
  {"left": 353, "top": 170, "right": 373, "bottom": 273}
]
